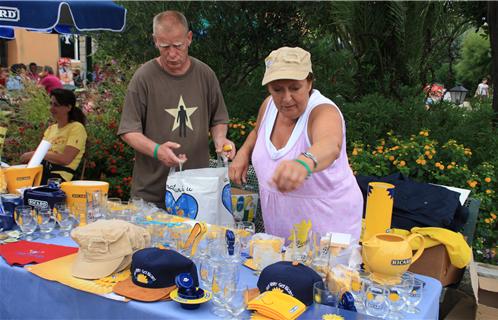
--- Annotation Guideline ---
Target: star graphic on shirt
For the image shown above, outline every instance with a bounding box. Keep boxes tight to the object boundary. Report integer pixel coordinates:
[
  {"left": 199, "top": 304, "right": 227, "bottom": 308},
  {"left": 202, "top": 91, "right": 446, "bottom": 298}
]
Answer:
[{"left": 164, "top": 95, "right": 198, "bottom": 132}]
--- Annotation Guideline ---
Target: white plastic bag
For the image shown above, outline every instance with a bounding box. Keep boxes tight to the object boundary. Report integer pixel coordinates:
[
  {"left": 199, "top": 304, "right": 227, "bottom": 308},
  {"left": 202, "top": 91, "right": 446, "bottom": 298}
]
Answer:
[{"left": 165, "top": 162, "right": 234, "bottom": 225}]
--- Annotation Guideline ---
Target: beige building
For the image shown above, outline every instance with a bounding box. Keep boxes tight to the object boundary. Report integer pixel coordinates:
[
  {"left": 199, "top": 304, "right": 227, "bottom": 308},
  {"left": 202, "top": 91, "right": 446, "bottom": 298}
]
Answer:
[{"left": 4, "top": 29, "right": 60, "bottom": 72}]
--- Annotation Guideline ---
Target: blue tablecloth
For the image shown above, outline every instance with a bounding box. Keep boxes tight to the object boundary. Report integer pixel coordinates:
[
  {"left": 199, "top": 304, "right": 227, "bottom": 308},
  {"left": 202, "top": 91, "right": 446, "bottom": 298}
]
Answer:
[{"left": 0, "top": 235, "right": 442, "bottom": 319}]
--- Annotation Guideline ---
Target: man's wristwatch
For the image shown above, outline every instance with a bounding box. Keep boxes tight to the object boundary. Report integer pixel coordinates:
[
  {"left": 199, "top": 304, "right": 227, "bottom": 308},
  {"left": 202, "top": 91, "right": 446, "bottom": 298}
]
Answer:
[{"left": 301, "top": 151, "right": 318, "bottom": 170}]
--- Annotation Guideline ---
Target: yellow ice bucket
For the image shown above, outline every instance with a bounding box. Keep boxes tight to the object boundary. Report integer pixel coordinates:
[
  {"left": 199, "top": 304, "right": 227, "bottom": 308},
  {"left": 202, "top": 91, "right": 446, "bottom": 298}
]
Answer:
[
  {"left": 4, "top": 165, "right": 43, "bottom": 194},
  {"left": 60, "top": 180, "right": 109, "bottom": 225}
]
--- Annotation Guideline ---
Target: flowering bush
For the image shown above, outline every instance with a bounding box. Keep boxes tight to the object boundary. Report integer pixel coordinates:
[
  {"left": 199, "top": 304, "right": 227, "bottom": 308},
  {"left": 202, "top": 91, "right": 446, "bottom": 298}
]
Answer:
[{"left": 350, "top": 130, "right": 497, "bottom": 264}]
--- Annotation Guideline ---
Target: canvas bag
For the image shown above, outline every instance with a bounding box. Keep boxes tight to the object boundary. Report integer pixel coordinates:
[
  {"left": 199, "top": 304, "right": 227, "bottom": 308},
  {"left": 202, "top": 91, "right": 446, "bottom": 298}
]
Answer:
[{"left": 165, "top": 160, "right": 234, "bottom": 225}]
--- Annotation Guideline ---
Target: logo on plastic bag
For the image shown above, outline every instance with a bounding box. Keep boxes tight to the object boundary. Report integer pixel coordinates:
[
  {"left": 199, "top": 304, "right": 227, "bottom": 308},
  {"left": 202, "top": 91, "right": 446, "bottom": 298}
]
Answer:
[{"left": 165, "top": 191, "right": 198, "bottom": 219}]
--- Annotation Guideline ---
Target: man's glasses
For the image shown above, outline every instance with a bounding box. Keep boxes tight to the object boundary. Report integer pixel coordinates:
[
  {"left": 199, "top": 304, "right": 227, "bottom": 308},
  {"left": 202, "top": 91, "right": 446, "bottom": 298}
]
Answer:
[{"left": 156, "top": 42, "right": 187, "bottom": 51}]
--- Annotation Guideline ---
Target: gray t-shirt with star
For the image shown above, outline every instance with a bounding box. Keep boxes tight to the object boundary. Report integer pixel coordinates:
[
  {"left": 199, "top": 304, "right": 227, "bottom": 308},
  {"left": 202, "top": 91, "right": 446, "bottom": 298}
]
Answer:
[{"left": 118, "top": 57, "right": 228, "bottom": 205}]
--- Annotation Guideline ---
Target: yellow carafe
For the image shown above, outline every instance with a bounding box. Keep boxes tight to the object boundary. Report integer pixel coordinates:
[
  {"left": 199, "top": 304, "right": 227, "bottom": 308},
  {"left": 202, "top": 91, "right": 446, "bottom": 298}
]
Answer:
[{"left": 362, "top": 182, "right": 395, "bottom": 242}]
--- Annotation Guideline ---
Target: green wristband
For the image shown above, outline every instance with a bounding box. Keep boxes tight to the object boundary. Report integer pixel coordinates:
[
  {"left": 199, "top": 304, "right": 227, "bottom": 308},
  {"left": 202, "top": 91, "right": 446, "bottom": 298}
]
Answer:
[
  {"left": 294, "top": 159, "right": 312, "bottom": 177},
  {"left": 153, "top": 144, "right": 160, "bottom": 159}
]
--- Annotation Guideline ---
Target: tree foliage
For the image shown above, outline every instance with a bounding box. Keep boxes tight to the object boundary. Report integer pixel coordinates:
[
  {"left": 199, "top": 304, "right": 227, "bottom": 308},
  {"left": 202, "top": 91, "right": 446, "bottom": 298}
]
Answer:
[{"left": 455, "top": 30, "right": 492, "bottom": 90}]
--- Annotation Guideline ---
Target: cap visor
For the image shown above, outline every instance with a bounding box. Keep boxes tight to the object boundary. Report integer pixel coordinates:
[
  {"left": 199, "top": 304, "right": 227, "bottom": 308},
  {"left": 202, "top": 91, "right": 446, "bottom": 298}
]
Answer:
[
  {"left": 113, "top": 278, "right": 175, "bottom": 302},
  {"left": 72, "top": 252, "right": 125, "bottom": 280},
  {"left": 261, "top": 70, "right": 309, "bottom": 86}
]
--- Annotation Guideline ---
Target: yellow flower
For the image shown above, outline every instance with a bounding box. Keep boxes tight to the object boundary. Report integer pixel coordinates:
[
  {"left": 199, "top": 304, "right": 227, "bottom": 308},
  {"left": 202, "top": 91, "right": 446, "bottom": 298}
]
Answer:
[
  {"left": 486, "top": 189, "right": 492, "bottom": 194},
  {"left": 399, "top": 160, "right": 406, "bottom": 167},
  {"left": 241, "top": 125, "right": 246, "bottom": 129},
  {"left": 419, "top": 131, "right": 425, "bottom": 136},
  {"left": 352, "top": 149, "right": 358, "bottom": 156},
  {"left": 424, "top": 145, "right": 431, "bottom": 150},
  {"left": 420, "top": 160, "right": 426, "bottom": 165},
  {"left": 435, "top": 162, "right": 441, "bottom": 167},
  {"left": 485, "top": 218, "right": 491, "bottom": 224},
  {"left": 439, "top": 165, "right": 445, "bottom": 170},
  {"left": 485, "top": 177, "right": 491, "bottom": 183},
  {"left": 389, "top": 156, "right": 395, "bottom": 161},
  {"left": 491, "top": 213, "right": 497, "bottom": 219},
  {"left": 424, "top": 151, "right": 431, "bottom": 156},
  {"left": 428, "top": 155, "right": 433, "bottom": 159},
  {"left": 447, "top": 165, "right": 453, "bottom": 169},
  {"left": 240, "top": 130, "right": 246, "bottom": 135}
]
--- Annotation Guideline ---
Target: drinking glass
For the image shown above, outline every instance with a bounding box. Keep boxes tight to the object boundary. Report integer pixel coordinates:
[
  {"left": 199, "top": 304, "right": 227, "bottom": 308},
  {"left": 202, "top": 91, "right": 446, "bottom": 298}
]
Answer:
[
  {"left": 198, "top": 254, "right": 215, "bottom": 289},
  {"left": 236, "top": 221, "right": 255, "bottom": 257},
  {"left": 290, "top": 227, "right": 312, "bottom": 265},
  {"left": 17, "top": 207, "right": 38, "bottom": 240},
  {"left": 227, "top": 286, "right": 248, "bottom": 319},
  {"left": 313, "top": 281, "right": 340, "bottom": 308},
  {"left": 37, "top": 208, "right": 56, "bottom": 239},
  {"left": 405, "top": 278, "right": 424, "bottom": 314},
  {"left": 211, "top": 263, "right": 238, "bottom": 317},
  {"left": 387, "top": 271, "right": 414, "bottom": 319},
  {"left": 252, "top": 241, "right": 281, "bottom": 274},
  {"left": 67, "top": 202, "right": 86, "bottom": 226},
  {"left": 86, "top": 190, "right": 106, "bottom": 223},
  {"left": 14, "top": 205, "right": 34, "bottom": 226},
  {"left": 364, "top": 284, "right": 390, "bottom": 318},
  {"left": 56, "top": 202, "right": 77, "bottom": 236},
  {"left": 106, "top": 198, "right": 122, "bottom": 219},
  {"left": 350, "top": 269, "right": 371, "bottom": 313},
  {"left": 47, "top": 177, "right": 62, "bottom": 189}
]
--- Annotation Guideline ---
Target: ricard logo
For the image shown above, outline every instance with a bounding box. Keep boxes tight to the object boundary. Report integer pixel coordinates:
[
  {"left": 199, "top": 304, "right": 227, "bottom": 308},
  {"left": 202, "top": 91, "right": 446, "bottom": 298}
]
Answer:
[
  {"left": 0, "top": 7, "right": 20, "bottom": 22},
  {"left": 391, "top": 258, "right": 411, "bottom": 266}
]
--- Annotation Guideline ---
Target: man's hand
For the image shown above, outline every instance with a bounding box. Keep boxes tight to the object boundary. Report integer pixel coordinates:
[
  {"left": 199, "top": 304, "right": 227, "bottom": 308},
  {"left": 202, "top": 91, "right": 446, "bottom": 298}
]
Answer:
[
  {"left": 156, "top": 141, "right": 188, "bottom": 167},
  {"left": 214, "top": 138, "right": 236, "bottom": 160}
]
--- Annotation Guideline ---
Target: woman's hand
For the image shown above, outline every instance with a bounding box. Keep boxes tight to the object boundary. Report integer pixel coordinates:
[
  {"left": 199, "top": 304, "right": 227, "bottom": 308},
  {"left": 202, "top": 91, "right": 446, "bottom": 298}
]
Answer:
[
  {"left": 229, "top": 151, "right": 250, "bottom": 185},
  {"left": 271, "top": 160, "right": 309, "bottom": 192},
  {"left": 20, "top": 151, "right": 35, "bottom": 164}
]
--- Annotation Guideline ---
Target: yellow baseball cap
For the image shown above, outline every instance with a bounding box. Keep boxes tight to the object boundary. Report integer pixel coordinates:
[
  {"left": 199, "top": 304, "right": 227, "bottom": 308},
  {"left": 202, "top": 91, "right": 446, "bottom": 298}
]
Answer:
[{"left": 261, "top": 47, "right": 312, "bottom": 86}]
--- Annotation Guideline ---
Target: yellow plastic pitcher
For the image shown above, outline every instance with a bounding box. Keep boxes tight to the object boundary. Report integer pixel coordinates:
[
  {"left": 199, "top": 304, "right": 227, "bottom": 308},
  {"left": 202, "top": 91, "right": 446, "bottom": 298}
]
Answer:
[
  {"left": 4, "top": 165, "right": 43, "bottom": 194},
  {"left": 362, "top": 233, "right": 425, "bottom": 284},
  {"left": 60, "top": 180, "right": 109, "bottom": 225}
]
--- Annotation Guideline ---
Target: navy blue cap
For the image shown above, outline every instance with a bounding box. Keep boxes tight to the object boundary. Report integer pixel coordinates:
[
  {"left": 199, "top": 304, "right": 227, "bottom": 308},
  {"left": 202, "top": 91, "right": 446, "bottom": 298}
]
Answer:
[
  {"left": 257, "top": 261, "right": 323, "bottom": 306},
  {"left": 130, "top": 248, "right": 199, "bottom": 288}
]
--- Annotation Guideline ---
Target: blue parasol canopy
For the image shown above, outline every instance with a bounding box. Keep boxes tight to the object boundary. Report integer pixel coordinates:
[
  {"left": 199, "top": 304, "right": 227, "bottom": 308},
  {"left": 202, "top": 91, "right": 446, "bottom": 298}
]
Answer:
[{"left": 0, "top": 0, "right": 126, "bottom": 39}]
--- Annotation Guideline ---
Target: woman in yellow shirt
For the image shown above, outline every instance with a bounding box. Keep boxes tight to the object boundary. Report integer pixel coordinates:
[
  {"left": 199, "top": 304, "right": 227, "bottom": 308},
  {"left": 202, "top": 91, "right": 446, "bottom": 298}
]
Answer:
[{"left": 21, "top": 88, "right": 87, "bottom": 183}]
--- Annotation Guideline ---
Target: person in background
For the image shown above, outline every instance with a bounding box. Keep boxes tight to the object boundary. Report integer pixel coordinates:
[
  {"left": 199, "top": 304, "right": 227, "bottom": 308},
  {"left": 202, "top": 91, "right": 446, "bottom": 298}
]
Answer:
[
  {"left": 73, "top": 69, "right": 83, "bottom": 88},
  {"left": 39, "top": 66, "right": 63, "bottom": 94},
  {"left": 118, "top": 10, "right": 235, "bottom": 208},
  {"left": 27, "top": 62, "right": 40, "bottom": 82},
  {"left": 0, "top": 68, "right": 9, "bottom": 87},
  {"left": 20, "top": 88, "right": 87, "bottom": 184},
  {"left": 229, "top": 47, "right": 363, "bottom": 242},
  {"left": 6, "top": 63, "right": 26, "bottom": 91},
  {"left": 475, "top": 77, "right": 490, "bottom": 100}
]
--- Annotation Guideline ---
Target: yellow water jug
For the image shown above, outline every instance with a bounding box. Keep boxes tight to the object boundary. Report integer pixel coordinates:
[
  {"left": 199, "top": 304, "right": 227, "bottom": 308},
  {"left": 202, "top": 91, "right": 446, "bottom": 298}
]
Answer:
[
  {"left": 362, "top": 233, "right": 425, "bottom": 284},
  {"left": 4, "top": 165, "right": 43, "bottom": 194},
  {"left": 60, "top": 180, "right": 109, "bottom": 225},
  {"left": 363, "top": 182, "right": 395, "bottom": 242}
]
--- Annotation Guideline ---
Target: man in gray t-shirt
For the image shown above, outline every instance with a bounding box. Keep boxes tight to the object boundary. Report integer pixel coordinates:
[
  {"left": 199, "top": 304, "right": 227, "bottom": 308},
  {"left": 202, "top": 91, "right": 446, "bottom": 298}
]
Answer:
[{"left": 118, "top": 10, "right": 235, "bottom": 207}]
